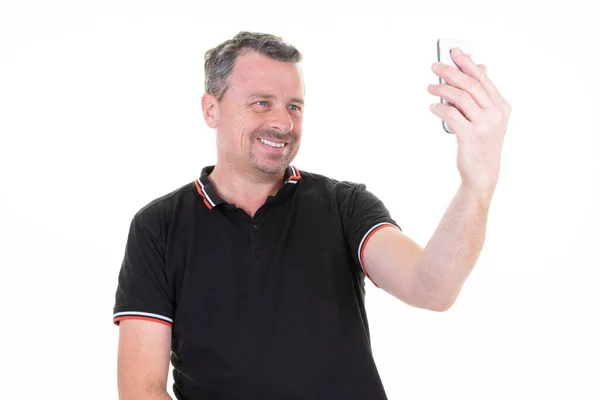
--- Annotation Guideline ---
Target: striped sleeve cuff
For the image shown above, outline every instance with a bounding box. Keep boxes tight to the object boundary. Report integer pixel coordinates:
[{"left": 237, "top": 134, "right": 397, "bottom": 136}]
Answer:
[
  {"left": 358, "top": 222, "right": 400, "bottom": 288},
  {"left": 113, "top": 311, "right": 173, "bottom": 328}
]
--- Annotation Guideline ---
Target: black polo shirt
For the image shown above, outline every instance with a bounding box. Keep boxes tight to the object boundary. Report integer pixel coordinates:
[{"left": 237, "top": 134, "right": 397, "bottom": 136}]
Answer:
[{"left": 113, "top": 165, "right": 401, "bottom": 399}]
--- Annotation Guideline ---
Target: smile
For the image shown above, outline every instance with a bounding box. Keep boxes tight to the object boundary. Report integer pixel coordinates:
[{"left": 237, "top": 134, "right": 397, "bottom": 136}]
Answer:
[{"left": 259, "top": 138, "right": 286, "bottom": 148}]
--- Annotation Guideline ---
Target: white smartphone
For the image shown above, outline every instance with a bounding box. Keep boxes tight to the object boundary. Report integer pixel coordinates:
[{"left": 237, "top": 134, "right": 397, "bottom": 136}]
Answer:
[{"left": 436, "top": 37, "right": 477, "bottom": 134}]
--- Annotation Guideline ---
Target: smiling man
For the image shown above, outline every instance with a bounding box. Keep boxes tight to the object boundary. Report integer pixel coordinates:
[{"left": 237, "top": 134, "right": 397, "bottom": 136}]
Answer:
[{"left": 113, "top": 31, "right": 511, "bottom": 399}]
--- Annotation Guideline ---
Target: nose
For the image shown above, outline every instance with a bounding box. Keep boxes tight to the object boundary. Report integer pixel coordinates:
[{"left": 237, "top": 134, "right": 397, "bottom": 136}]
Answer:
[{"left": 268, "top": 106, "right": 294, "bottom": 133}]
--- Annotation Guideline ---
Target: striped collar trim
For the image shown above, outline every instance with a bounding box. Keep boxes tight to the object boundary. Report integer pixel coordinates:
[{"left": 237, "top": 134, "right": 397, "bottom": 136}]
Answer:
[
  {"left": 285, "top": 165, "right": 301, "bottom": 184},
  {"left": 195, "top": 165, "right": 301, "bottom": 210}
]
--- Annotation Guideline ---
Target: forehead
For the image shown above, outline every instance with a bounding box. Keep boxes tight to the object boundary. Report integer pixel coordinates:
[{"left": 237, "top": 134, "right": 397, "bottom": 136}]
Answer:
[{"left": 227, "top": 50, "right": 304, "bottom": 98}]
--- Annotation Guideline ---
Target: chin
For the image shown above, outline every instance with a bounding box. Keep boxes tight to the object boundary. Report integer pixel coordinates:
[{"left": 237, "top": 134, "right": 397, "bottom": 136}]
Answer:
[
  {"left": 249, "top": 145, "right": 299, "bottom": 175},
  {"left": 250, "top": 155, "right": 290, "bottom": 175},
  {"left": 253, "top": 162, "right": 288, "bottom": 175}
]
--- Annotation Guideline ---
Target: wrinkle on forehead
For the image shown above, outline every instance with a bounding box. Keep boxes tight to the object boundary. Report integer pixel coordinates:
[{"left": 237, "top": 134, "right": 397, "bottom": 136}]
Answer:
[{"left": 229, "top": 51, "right": 304, "bottom": 96}]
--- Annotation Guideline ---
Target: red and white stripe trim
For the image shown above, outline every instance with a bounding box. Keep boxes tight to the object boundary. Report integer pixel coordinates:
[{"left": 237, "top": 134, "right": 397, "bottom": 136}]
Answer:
[
  {"left": 113, "top": 311, "right": 173, "bottom": 327},
  {"left": 195, "top": 178, "right": 216, "bottom": 210},
  {"left": 286, "top": 166, "right": 301, "bottom": 184}
]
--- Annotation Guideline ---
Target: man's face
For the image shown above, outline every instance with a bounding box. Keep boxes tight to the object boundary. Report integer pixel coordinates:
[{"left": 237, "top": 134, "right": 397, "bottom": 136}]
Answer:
[{"left": 206, "top": 50, "right": 305, "bottom": 176}]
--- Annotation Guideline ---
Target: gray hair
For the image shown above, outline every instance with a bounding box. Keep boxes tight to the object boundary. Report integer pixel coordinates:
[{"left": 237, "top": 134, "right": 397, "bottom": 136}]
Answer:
[{"left": 204, "top": 31, "right": 303, "bottom": 101}]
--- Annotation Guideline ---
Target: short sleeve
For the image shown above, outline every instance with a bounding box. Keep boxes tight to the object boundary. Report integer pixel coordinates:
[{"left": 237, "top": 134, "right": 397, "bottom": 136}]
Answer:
[
  {"left": 113, "top": 214, "right": 174, "bottom": 328},
  {"left": 337, "top": 182, "right": 402, "bottom": 286}
]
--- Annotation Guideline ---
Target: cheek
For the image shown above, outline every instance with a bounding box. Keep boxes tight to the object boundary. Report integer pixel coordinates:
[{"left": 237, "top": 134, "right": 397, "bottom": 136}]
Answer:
[
  {"left": 220, "top": 108, "right": 253, "bottom": 140},
  {"left": 237, "top": 115, "right": 255, "bottom": 143},
  {"left": 236, "top": 112, "right": 253, "bottom": 135},
  {"left": 293, "top": 117, "right": 303, "bottom": 138}
]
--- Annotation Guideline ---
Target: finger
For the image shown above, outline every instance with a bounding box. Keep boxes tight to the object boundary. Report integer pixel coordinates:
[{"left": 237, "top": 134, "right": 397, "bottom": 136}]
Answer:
[
  {"left": 429, "top": 102, "right": 470, "bottom": 135},
  {"left": 478, "top": 64, "right": 487, "bottom": 74},
  {"left": 432, "top": 60, "right": 493, "bottom": 110},
  {"left": 452, "top": 49, "right": 507, "bottom": 107},
  {"left": 427, "top": 83, "right": 483, "bottom": 122}
]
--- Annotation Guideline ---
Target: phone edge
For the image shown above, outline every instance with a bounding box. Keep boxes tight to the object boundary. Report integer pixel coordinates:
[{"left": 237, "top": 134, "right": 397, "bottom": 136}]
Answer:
[{"left": 437, "top": 38, "right": 453, "bottom": 134}]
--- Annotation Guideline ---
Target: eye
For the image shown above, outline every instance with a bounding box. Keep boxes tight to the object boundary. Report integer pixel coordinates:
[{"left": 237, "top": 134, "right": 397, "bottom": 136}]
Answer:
[
  {"left": 288, "top": 104, "right": 302, "bottom": 112},
  {"left": 256, "top": 100, "right": 269, "bottom": 107}
]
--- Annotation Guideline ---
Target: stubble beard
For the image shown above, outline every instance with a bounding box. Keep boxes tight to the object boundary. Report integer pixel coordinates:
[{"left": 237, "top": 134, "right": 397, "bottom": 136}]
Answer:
[{"left": 248, "top": 129, "right": 298, "bottom": 175}]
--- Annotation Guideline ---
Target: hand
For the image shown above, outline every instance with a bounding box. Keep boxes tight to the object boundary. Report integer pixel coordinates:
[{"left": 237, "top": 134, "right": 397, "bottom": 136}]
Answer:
[{"left": 427, "top": 47, "right": 512, "bottom": 198}]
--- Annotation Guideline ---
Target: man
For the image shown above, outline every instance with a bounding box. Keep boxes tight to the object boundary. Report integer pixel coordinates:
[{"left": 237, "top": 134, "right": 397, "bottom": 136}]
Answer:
[{"left": 113, "top": 31, "right": 511, "bottom": 399}]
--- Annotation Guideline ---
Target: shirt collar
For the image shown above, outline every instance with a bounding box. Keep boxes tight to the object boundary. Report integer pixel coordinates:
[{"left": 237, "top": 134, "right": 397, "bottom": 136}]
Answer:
[{"left": 194, "top": 165, "right": 301, "bottom": 210}]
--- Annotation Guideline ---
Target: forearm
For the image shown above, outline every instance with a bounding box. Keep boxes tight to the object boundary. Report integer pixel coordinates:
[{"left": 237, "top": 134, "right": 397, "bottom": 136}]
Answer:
[{"left": 415, "top": 183, "right": 493, "bottom": 310}]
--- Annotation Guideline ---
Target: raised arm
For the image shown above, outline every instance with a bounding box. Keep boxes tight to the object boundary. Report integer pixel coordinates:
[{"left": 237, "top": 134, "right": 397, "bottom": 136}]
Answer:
[{"left": 362, "top": 47, "right": 510, "bottom": 311}]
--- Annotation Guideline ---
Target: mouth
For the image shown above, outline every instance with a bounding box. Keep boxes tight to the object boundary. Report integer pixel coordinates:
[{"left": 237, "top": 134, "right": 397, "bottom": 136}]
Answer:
[{"left": 258, "top": 138, "right": 287, "bottom": 148}]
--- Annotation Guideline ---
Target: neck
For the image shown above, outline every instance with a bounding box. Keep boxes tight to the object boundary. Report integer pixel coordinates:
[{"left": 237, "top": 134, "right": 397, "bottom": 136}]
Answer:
[{"left": 208, "top": 161, "right": 286, "bottom": 217}]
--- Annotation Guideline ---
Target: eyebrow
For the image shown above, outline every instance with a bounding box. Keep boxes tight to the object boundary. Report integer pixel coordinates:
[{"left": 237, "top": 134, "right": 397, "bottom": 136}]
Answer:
[{"left": 248, "top": 93, "right": 304, "bottom": 105}]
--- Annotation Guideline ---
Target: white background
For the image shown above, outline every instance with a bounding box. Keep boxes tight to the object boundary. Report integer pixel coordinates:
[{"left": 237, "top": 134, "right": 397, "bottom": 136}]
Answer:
[{"left": 1, "top": 1, "right": 599, "bottom": 399}]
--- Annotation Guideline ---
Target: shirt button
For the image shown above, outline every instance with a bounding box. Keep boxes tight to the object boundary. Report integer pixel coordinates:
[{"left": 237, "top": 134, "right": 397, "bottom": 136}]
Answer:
[{"left": 250, "top": 224, "right": 258, "bottom": 232}]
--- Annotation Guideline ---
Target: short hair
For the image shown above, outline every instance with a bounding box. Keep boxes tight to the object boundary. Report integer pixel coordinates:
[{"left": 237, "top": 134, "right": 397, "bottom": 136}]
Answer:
[{"left": 204, "top": 31, "right": 303, "bottom": 101}]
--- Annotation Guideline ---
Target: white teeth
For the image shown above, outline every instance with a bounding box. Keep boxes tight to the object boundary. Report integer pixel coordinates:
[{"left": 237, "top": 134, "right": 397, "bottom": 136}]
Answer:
[{"left": 259, "top": 138, "right": 286, "bottom": 148}]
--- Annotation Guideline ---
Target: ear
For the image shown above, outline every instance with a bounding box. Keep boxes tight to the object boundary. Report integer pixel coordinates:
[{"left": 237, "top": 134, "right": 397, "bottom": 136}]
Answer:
[{"left": 201, "top": 93, "right": 219, "bottom": 129}]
